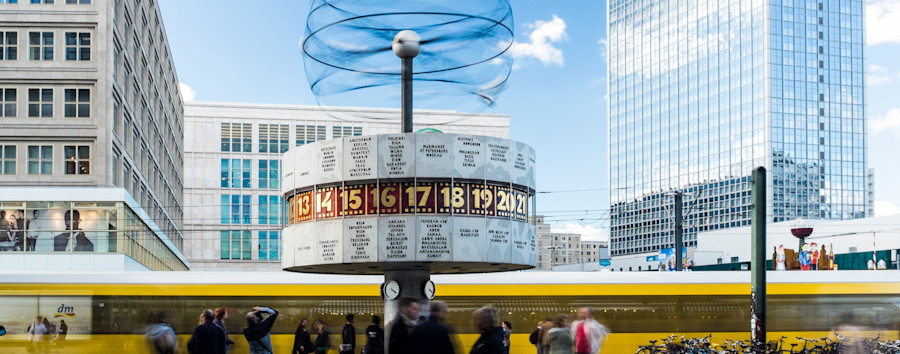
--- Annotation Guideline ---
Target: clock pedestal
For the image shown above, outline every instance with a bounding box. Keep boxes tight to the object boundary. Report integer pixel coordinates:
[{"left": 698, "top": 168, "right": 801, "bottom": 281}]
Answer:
[{"left": 383, "top": 269, "right": 431, "bottom": 325}]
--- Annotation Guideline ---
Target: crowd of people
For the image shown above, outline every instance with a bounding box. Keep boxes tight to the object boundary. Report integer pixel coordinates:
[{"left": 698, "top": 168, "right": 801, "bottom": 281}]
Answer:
[
  {"left": 167, "top": 300, "right": 609, "bottom": 354},
  {"left": 529, "top": 307, "right": 609, "bottom": 354},
  {"left": 2, "top": 316, "right": 71, "bottom": 353}
]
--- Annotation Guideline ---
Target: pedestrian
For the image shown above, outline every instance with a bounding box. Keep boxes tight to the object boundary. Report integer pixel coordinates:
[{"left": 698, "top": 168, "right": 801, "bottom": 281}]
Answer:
[
  {"left": 529, "top": 320, "right": 544, "bottom": 354},
  {"left": 388, "top": 297, "right": 419, "bottom": 354},
  {"left": 539, "top": 317, "right": 553, "bottom": 354},
  {"left": 570, "top": 307, "right": 609, "bottom": 354},
  {"left": 293, "top": 319, "right": 313, "bottom": 354},
  {"left": 341, "top": 313, "right": 356, "bottom": 354},
  {"left": 470, "top": 306, "right": 504, "bottom": 354},
  {"left": 146, "top": 323, "right": 177, "bottom": 354},
  {"left": 501, "top": 321, "right": 512, "bottom": 354},
  {"left": 28, "top": 315, "right": 48, "bottom": 353},
  {"left": 187, "top": 309, "right": 227, "bottom": 354},
  {"left": 411, "top": 300, "right": 455, "bottom": 354},
  {"left": 363, "top": 315, "right": 384, "bottom": 354},
  {"left": 314, "top": 319, "right": 332, "bottom": 354},
  {"left": 548, "top": 315, "right": 572, "bottom": 354},
  {"left": 243, "top": 306, "right": 278, "bottom": 354},
  {"left": 214, "top": 307, "right": 235, "bottom": 351},
  {"left": 58, "top": 320, "right": 68, "bottom": 340}
]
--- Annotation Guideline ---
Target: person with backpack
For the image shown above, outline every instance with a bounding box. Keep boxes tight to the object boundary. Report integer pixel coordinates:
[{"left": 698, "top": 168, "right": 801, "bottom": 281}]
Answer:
[
  {"left": 363, "top": 315, "right": 384, "bottom": 354},
  {"left": 243, "top": 306, "right": 278, "bottom": 354},
  {"left": 529, "top": 321, "right": 543, "bottom": 354}
]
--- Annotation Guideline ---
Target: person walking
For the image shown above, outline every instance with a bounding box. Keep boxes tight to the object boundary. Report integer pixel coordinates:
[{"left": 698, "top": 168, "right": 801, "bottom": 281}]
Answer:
[
  {"left": 146, "top": 322, "right": 177, "bottom": 354},
  {"left": 363, "top": 315, "right": 384, "bottom": 354},
  {"left": 470, "top": 306, "right": 504, "bottom": 354},
  {"left": 58, "top": 320, "right": 68, "bottom": 341},
  {"left": 214, "top": 307, "right": 235, "bottom": 351},
  {"left": 341, "top": 314, "right": 356, "bottom": 354},
  {"left": 388, "top": 297, "right": 419, "bottom": 354},
  {"left": 501, "top": 321, "right": 512, "bottom": 354},
  {"left": 539, "top": 317, "right": 553, "bottom": 354},
  {"left": 314, "top": 319, "right": 332, "bottom": 354},
  {"left": 187, "top": 309, "right": 227, "bottom": 354},
  {"left": 243, "top": 306, "right": 278, "bottom": 354},
  {"left": 569, "top": 307, "right": 609, "bottom": 354},
  {"left": 293, "top": 319, "right": 313, "bottom": 354},
  {"left": 547, "top": 315, "right": 573, "bottom": 354},
  {"left": 410, "top": 300, "right": 455, "bottom": 354}
]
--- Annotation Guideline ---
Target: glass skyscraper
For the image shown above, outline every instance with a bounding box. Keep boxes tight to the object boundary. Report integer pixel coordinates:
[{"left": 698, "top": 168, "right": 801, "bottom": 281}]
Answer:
[{"left": 608, "top": 0, "right": 867, "bottom": 256}]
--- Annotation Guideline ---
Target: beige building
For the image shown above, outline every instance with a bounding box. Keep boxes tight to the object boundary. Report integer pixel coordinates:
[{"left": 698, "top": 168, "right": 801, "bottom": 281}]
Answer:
[
  {"left": 0, "top": 0, "right": 187, "bottom": 271},
  {"left": 183, "top": 102, "right": 510, "bottom": 271},
  {"left": 532, "top": 215, "right": 608, "bottom": 269}
]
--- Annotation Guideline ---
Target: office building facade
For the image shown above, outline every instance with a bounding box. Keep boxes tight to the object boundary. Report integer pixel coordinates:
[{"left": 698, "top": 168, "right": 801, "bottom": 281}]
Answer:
[
  {"left": 608, "top": 0, "right": 867, "bottom": 256},
  {"left": 0, "top": 0, "right": 187, "bottom": 271},
  {"left": 532, "top": 215, "right": 608, "bottom": 269},
  {"left": 183, "top": 102, "right": 510, "bottom": 271}
]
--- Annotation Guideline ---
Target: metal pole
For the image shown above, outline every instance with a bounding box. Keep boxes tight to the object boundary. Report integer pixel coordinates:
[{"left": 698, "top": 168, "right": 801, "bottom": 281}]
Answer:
[
  {"left": 750, "top": 166, "right": 767, "bottom": 351},
  {"left": 675, "top": 192, "right": 683, "bottom": 271},
  {"left": 401, "top": 57, "right": 413, "bottom": 133}
]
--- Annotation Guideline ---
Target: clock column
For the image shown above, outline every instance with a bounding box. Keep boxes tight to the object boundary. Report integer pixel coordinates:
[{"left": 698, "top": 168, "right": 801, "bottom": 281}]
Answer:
[{"left": 383, "top": 269, "right": 431, "bottom": 353}]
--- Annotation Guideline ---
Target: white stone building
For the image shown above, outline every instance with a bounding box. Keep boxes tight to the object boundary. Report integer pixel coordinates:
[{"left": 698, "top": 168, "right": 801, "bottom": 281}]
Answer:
[
  {"left": 0, "top": 0, "right": 187, "bottom": 271},
  {"left": 183, "top": 102, "right": 510, "bottom": 271},
  {"left": 532, "top": 215, "right": 608, "bottom": 270}
]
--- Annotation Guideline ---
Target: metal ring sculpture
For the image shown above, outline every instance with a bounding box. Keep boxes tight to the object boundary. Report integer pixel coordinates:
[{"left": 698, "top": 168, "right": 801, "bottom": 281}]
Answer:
[{"left": 302, "top": 0, "right": 514, "bottom": 113}]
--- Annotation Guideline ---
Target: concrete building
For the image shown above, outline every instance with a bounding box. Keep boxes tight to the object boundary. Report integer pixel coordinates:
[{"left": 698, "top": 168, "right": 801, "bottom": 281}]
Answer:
[
  {"left": 0, "top": 0, "right": 187, "bottom": 271},
  {"left": 532, "top": 215, "right": 609, "bottom": 270},
  {"left": 183, "top": 102, "right": 510, "bottom": 271},
  {"left": 608, "top": 0, "right": 869, "bottom": 258}
]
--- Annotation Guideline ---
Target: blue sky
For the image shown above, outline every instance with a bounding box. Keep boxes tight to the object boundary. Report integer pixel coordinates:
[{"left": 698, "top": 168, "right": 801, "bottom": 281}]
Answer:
[{"left": 159, "top": 0, "right": 900, "bottom": 240}]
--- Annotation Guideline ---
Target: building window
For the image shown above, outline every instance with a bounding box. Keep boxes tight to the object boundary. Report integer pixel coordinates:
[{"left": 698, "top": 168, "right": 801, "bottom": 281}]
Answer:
[
  {"left": 1, "top": 31, "right": 17, "bottom": 60},
  {"left": 63, "top": 145, "right": 89, "bottom": 174},
  {"left": 1, "top": 0, "right": 20, "bottom": 4},
  {"left": 0, "top": 145, "right": 15, "bottom": 174},
  {"left": 259, "top": 124, "right": 289, "bottom": 153},
  {"left": 258, "top": 231, "right": 279, "bottom": 260},
  {"left": 220, "top": 159, "right": 250, "bottom": 188},
  {"left": 27, "top": 145, "right": 51, "bottom": 175},
  {"left": 333, "top": 126, "right": 362, "bottom": 138},
  {"left": 296, "top": 124, "right": 326, "bottom": 145},
  {"left": 258, "top": 160, "right": 279, "bottom": 189},
  {"left": 220, "top": 122, "right": 251, "bottom": 152},
  {"left": 28, "top": 88, "right": 52, "bottom": 117},
  {"left": 65, "top": 0, "right": 90, "bottom": 3},
  {"left": 30, "top": 0, "right": 53, "bottom": 3},
  {"left": 64, "top": 88, "right": 90, "bottom": 117},
  {"left": 258, "top": 195, "right": 281, "bottom": 225},
  {"left": 220, "top": 230, "right": 251, "bottom": 260},
  {"left": 28, "top": 32, "right": 53, "bottom": 60},
  {"left": 1, "top": 88, "right": 14, "bottom": 117},
  {"left": 220, "top": 194, "right": 251, "bottom": 224},
  {"left": 64, "top": 32, "right": 90, "bottom": 60}
]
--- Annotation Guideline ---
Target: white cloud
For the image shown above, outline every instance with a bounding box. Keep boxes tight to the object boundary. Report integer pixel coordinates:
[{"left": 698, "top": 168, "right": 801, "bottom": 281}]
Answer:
[
  {"left": 868, "top": 64, "right": 892, "bottom": 85},
  {"left": 867, "top": 0, "right": 900, "bottom": 45},
  {"left": 178, "top": 82, "right": 196, "bottom": 102},
  {"left": 507, "top": 15, "right": 567, "bottom": 67},
  {"left": 551, "top": 222, "right": 609, "bottom": 243},
  {"left": 597, "top": 38, "right": 608, "bottom": 59},
  {"left": 875, "top": 200, "right": 900, "bottom": 216},
  {"left": 871, "top": 108, "right": 900, "bottom": 134}
]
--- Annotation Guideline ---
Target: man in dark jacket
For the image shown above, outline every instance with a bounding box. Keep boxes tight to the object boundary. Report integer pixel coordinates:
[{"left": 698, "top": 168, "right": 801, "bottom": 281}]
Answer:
[
  {"left": 188, "top": 309, "right": 227, "bottom": 354},
  {"left": 411, "top": 300, "right": 454, "bottom": 354},
  {"left": 363, "top": 315, "right": 384, "bottom": 354},
  {"left": 243, "top": 306, "right": 278, "bottom": 354},
  {"left": 293, "top": 318, "right": 313, "bottom": 354},
  {"left": 388, "top": 297, "right": 419, "bottom": 354},
  {"left": 470, "top": 306, "right": 504, "bottom": 354},
  {"left": 341, "top": 314, "right": 356, "bottom": 354}
]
